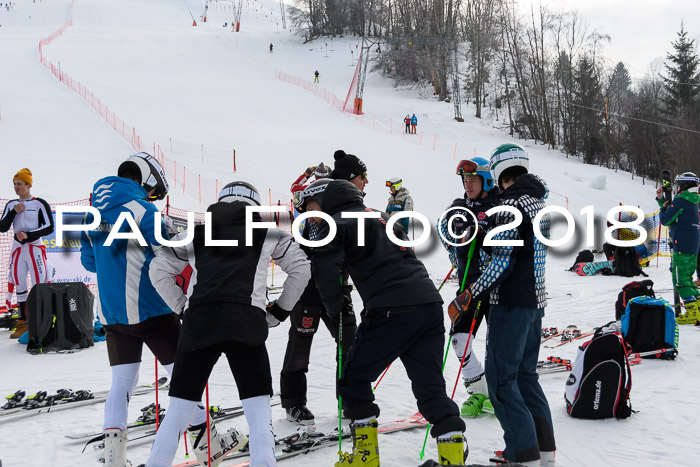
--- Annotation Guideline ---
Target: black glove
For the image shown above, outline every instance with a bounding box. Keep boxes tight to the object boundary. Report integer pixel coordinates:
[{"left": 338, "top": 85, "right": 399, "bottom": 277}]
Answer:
[{"left": 267, "top": 301, "right": 290, "bottom": 322}]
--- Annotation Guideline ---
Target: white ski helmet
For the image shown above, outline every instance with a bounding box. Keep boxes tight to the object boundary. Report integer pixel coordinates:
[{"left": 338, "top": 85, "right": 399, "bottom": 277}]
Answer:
[
  {"left": 489, "top": 143, "right": 529, "bottom": 186},
  {"left": 385, "top": 177, "right": 402, "bottom": 190},
  {"left": 218, "top": 181, "right": 262, "bottom": 206},
  {"left": 675, "top": 172, "right": 698, "bottom": 193},
  {"left": 118, "top": 152, "right": 169, "bottom": 200}
]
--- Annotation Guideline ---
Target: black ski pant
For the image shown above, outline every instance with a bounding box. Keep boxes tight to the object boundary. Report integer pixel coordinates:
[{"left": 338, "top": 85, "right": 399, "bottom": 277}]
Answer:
[
  {"left": 169, "top": 341, "right": 273, "bottom": 402},
  {"left": 339, "top": 302, "right": 463, "bottom": 438},
  {"left": 280, "top": 303, "right": 356, "bottom": 409}
]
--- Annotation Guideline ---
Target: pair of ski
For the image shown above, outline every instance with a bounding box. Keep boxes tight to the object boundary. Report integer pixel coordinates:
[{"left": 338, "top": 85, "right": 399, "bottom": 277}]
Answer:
[
  {"left": 172, "top": 412, "right": 428, "bottom": 467},
  {"left": 79, "top": 396, "right": 282, "bottom": 450},
  {"left": 0, "top": 377, "right": 168, "bottom": 424},
  {"left": 541, "top": 325, "right": 594, "bottom": 348}
]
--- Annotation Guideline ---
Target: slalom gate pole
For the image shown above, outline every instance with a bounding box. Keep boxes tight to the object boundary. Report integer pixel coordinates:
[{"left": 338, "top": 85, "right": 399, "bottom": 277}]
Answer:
[
  {"left": 419, "top": 238, "right": 478, "bottom": 459},
  {"left": 376, "top": 267, "right": 455, "bottom": 394}
]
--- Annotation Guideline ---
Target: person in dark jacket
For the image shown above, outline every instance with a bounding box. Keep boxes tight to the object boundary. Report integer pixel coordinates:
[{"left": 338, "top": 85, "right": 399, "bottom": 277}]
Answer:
[
  {"left": 656, "top": 172, "right": 700, "bottom": 324},
  {"left": 450, "top": 143, "right": 555, "bottom": 466},
  {"left": 308, "top": 179, "right": 466, "bottom": 466},
  {"left": 144, "top": 181, "right": 311, "bottom": 467},
  {"left": 437, "top": 156, "right": 500, "bottom": 418},
  {"left": 331, "top": 149, "right": 368, "bottom": 193},
  {"left": 280, "top": 178, "right": 357, "bottom": 425}
]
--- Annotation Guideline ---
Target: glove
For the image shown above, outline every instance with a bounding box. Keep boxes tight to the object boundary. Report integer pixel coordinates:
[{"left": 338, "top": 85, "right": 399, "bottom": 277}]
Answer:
[
  {"left": 304, "top": 166, "right": 317, "bottom": 178},
  {"left": 447, "top": 289, "right": 472, "bottom": 326},
  {"left": 266, "top": 301, "right": 290, "bottom": 328}
]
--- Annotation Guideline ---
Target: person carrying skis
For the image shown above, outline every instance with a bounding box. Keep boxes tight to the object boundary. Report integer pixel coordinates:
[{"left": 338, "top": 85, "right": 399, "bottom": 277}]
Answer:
[
  {"left": 436, "top": 157, "right": 500, "bottom": 418},
  {"left": 0, "top": 168, "right": 55, "bottom": 339},
  {"left": 451, "top": 143, "right": 555, "bottom": 466},
  {"left": 331, "top": 149, "right": 368, "bottom": 194},
  {"left": 144, "top": 181, "right": 311, "bottom": 467},
  {"left": 410, "top": 113, "right": 418, "bottom": 134},
  {"left": 404, "top": 114, "right": 411, "bottom": 133},
  {"left": 384, "top": 177, "right": 414, "bottom": 232},
  {"left": 279, "top": 178, "right": 357, "bottom": 426},
  {"left": 308, "top": 179, "right": 466, "bottom": 466},
  {"left": 80, "top": 153, "right": 210, "bottom": 467},
  {"left": 656, "top": 172, "right": 700, "bottom": 324},
  {"left": 314, "top": 70, "right": 320, "bottom": 83}
]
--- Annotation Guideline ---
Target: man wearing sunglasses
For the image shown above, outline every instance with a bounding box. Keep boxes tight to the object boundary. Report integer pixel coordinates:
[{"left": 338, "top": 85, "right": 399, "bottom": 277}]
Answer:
[
  {"left": 331, "top": 149, "right": 368, "bottom": 194},
  {"left": 437, "top": 157, "right": 500, "bottom": 419},
  {"left": 385, "top": 177, "right": 414, "bottom": 232}
]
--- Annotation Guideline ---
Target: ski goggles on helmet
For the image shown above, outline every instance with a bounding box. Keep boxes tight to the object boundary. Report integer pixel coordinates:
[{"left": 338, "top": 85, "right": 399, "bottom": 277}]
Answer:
[
  {"left": 456, "top": 160, "right": 489, "bottom": 176},
  {"left": 385, "top": 178, "right": 402, "bottom": 188}
]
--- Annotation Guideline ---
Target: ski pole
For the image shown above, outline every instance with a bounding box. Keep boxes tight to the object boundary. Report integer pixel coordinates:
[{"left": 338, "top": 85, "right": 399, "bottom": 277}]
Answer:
[
  {"left": 337, "top": 311, "right": 343, "bottom": 459},
  {"left": 419, "top": 237, "right": 478, "bottom": 459},
  {"left": 437, "top": 266, "right": 455, "bottom": 292},
  {"left": 155, "top": 358, "right": 160, "bottom": 431},
  {"left": 205, "top": 383, "right": 211, "bottom": 466},
  {"left": 372, "top": 364, "right": 392, "bottom": 392}
]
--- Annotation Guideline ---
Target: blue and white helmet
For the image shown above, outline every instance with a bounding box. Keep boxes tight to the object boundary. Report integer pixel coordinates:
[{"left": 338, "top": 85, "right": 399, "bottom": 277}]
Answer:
[{"left": 489, "top": 143, "right": 529, "bottom": 185}]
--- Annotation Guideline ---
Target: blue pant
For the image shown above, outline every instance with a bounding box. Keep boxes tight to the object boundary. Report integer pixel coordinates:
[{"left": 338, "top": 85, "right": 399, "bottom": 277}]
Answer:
[
  {"left": 339, "top": 302, "right": 462, "bottom": 437},
  {"left": 485, "top": 305, "right": 555, "bottom": 462}
]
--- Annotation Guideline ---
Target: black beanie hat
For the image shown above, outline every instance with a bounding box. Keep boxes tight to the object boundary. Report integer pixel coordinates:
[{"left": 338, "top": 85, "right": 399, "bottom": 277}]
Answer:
[{"left": 331, "top": 150, "right": 367, "bottom": 181}]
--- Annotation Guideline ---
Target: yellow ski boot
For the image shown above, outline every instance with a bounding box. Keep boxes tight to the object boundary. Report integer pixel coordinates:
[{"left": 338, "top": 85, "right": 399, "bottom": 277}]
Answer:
[{"left": 335, "top": 420, "right": 380, "bottom": 466}]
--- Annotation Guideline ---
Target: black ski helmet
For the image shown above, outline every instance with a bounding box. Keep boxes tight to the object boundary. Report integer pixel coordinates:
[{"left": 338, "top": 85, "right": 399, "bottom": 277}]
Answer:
[
  {"left": 293, "top": 178, "right": 332, "bottom": 213},
  {"left": 218, "top": 181, "right": 262, "bottom": 206},
  {"left": 675, "top": 172, "right": 698, "bottom": 193},
  {"left": 118, "top": 152, "right": 169, "bottom": 201}
]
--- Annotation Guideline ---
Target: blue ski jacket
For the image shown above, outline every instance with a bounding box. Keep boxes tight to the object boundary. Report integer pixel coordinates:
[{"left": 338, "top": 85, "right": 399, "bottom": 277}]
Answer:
[
  {"left": 657, "top": 190, "right": 700, "bottom": 255},
  {"left": 80, "top": 176, "right": 172, "bottom": 325}
]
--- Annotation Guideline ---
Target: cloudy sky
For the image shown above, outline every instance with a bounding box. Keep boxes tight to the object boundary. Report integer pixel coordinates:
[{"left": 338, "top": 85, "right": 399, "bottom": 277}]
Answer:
[{"left": 516, "top": 0, "right": 699, "bottom": 79}]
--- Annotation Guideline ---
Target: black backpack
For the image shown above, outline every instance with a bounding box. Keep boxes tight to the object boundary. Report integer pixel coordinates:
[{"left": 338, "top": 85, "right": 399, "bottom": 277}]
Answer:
[
  {"left": 26, "top": 282, "right": 95, "bottom": 354},
  {"left": 568, "top": 249, "right": 595, "bottom": 271},
  {"left": 613, "top": 247, "right": 647, "bottom": 277},
  {"left": 565, "top": 328, "right": 632, "bottom": 419},
  {"left": 614, "top": 280, "right": 655, "bottom": 320},
  {"left": 621, "top": 296, "right": 678, "bottom": 359}
]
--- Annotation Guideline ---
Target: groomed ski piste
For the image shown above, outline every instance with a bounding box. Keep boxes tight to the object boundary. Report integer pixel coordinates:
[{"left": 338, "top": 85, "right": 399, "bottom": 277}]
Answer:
[{"left": 0, "top": 0, "right": 698, "bottom": 465}]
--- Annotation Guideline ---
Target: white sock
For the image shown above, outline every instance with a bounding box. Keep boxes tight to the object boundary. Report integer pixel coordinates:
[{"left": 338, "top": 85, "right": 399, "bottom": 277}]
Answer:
[
  {"left": 146, "top": 397, "right": 199, "bottom": 467},
  {"left": 242, "top": 395, "right": 276, "bottom": 467},
  {"left": 104, "top": 363, "right": 140, "bottom": 431},
  {"left": 162, "top": 362, "right": 207, "bottom": 426},
  {"left": 451, "top": 333, "right": 484, "bottom": 382}
]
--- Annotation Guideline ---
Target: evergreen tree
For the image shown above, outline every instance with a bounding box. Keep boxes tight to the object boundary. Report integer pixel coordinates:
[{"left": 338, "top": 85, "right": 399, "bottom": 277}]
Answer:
[
  {"left": 661, "top": 23, "right": 700, "bottom": 115},
  {"left": 574, "top": 55, "right": 604, "bottom": 164}
]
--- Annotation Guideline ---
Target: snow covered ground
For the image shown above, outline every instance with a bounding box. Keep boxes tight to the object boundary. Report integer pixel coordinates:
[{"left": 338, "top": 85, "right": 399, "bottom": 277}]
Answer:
[{"left": 0, "top": 0, "right": 698, "bottom": 466}]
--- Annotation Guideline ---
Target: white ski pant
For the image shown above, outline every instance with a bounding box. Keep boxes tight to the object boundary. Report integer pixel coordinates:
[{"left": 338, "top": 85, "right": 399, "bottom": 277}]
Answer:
[{"left": 6, "top": 243, "right": 53, "bottom": 307}]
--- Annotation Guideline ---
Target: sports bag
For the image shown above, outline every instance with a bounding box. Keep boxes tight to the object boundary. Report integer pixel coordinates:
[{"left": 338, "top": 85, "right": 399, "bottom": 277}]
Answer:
[
  {"left": 26, "top": 282, "right": 95, "bottom": 354},
  {"left": 613, "top": 246, "right": 647, "bottom": 277},
  {"left": 614, "top": 280, "right": 655, "bottom": 320},
  {"left": 620, "top": 296, "right": 678, "bottom": 359},
  {"left": 565, "top": 328, "right": 632, "bottom": 419},
  {"left": 568, "top": 249, "right": 595, "bottom": 271}
]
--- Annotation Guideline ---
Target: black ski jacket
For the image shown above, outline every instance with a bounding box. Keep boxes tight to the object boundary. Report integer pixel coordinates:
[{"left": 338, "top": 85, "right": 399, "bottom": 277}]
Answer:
[{"left": 311, "top": 181, "right": 442, "bottom": 320}]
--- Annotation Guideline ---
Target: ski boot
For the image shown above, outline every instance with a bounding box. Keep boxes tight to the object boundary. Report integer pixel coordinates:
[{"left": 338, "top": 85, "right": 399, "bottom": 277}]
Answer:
[
  {"left": 436, "top": 434, "right": 467, "bottom": 465},
  {"left": 188, "top": 419, "right": 247, "bottom": 466},
  {"left": 489, "top": 450, "right": 539, "bottom": 466},
  {"left": 481, "top": 399, "right": 494, "bottom": 414},
  {"left": 101, "top": 428, "right": 132, "bottom": 467},
  {"left": 460, "top": 377, "right": 489, "bottom": 418},
  {"left": 677, "top": 298, "right": 698, "bottom": 325},
  {"left": 285, "top": 404, "right": 315, "bottom": 426},
  {"left": 335, "top": 419, "right": 379, "bottom": 466},
  {"left": 541, "top": 450, "right": 556, "bottom": 465}
]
